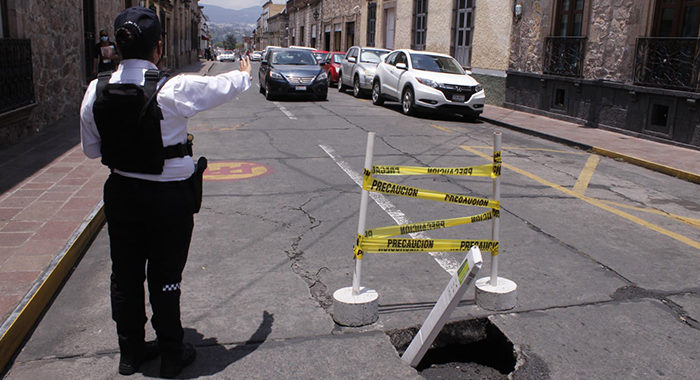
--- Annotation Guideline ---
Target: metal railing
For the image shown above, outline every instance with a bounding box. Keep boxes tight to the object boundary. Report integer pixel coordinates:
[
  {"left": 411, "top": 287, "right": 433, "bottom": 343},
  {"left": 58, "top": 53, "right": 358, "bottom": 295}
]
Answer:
[
  {"left": 544, "top": 36, "right": 587, "bottom": 77},
  {"left": 634, "top": 37, "right": 700, "bottom": 92},
  {"left": 0, "top": 39, "right": 35, "bottom": 114}
]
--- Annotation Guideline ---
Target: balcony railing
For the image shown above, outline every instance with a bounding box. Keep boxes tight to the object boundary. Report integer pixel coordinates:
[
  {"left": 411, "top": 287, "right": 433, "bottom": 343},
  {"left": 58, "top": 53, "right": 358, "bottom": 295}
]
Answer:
[
  {"left": 544, "top": 36, "right": 587, "bottom": 77},
  {"left": 634, "top": 37, "right": 700, "bottom": 92},
  {"left": 0, "top": 39, "right": 35, "bottom": 114}
]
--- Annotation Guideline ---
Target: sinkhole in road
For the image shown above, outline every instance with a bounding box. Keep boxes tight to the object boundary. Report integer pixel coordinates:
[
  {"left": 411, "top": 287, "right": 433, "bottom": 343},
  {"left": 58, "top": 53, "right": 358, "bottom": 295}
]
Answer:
[{"left": 386, "top": 318, "right": 516, "bottom": 379}]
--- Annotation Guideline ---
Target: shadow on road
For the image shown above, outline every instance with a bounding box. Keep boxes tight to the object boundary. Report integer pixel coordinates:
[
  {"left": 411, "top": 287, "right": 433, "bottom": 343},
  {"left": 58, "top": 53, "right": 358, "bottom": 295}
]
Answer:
[{"left": 140, "top": 310, "right": 274, "bottom": 379}]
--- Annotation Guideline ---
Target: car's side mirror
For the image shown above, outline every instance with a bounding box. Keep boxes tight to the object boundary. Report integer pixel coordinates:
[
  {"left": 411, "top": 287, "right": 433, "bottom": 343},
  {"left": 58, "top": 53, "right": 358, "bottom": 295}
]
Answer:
[
  {"left": 396, "top": 62, "right": 407, "bottom": 70},
  {"left": 462, "top": 66, "right": 472, "bottom": 75},
  {"left": 348, "top": 56, "right": 357, "bottom": 63}
]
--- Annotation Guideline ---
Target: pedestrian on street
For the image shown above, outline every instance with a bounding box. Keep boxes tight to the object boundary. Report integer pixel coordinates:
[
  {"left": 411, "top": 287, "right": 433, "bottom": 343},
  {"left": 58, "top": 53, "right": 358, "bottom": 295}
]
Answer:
[
  {"left": 93, "top": 29, "right": 119, "bottom": 76},
  {"left": 79, "top": 6, "right": 252, "bottom": 378}
]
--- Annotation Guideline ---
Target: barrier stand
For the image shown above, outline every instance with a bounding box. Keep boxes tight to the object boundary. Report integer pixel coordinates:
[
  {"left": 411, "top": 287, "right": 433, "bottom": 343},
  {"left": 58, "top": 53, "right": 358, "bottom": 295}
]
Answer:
[
  {"left": 332, "top": 132, "right": 380, "bottom": 327},
  {"left": 475, "top": 132, "right": 518, "bottom": 310}
]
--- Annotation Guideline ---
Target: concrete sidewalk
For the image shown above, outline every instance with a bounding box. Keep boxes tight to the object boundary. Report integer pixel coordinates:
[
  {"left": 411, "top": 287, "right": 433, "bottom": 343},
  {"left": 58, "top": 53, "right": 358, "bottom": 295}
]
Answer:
[
  {"left": 0, "top": 68, "right": 698, "bottom": 377},
  {"left": 481, "top": 105, "right": 700, "bottom": 183}
]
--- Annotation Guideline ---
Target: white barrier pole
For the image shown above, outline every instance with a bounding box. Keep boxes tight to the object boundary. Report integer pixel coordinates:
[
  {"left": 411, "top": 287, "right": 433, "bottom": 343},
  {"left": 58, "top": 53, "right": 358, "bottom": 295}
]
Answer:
[
  {"left": 352, "top": 132, "right": 375, "bottom": 295},
  {"left": 490, "top": 132, "right": 501, "bottom": 286}
]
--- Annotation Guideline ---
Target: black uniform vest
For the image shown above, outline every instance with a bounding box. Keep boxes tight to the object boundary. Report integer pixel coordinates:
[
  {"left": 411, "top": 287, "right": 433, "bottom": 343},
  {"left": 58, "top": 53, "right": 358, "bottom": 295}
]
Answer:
[{"left": 92, "top": 70, "right": 191, "bottom": 174}]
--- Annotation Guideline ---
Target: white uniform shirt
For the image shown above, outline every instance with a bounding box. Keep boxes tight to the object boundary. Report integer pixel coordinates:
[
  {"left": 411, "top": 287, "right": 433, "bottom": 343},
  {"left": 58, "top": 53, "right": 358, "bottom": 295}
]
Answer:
[{"left": 80, "top": 59, "right": 251, "bottom": 181}]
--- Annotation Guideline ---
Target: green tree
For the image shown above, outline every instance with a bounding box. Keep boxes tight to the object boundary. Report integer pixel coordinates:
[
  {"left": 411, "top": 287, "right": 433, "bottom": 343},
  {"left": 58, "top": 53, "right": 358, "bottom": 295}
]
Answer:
[{"left": 222, "top": 34, "right": 238, "bottom": 50}]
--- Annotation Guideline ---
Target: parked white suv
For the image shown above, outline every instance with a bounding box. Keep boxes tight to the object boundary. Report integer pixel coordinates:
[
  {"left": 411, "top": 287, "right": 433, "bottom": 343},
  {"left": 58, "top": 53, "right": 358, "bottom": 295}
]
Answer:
[
  {"left": 339, "top": 46, "right": 390, "bottom": 97},
  {"left": 372, "top": 49, "right": 485, "bottom": 119}
]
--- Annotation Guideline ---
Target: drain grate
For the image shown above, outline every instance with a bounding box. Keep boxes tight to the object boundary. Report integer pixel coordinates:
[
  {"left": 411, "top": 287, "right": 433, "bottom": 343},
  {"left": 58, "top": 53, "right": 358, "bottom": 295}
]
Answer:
[{"left": 386, "top": 318, "right": 516, "bottom": 379}]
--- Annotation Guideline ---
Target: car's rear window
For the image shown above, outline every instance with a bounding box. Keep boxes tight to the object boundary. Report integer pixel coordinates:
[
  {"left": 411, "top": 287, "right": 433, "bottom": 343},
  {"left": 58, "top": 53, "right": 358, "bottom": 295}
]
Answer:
[
  {"left": 410, "top": 54, "right": 465, "bottom": 74},
  {"left": 271, "top": 50, "right": 317, "bottom": 65}
]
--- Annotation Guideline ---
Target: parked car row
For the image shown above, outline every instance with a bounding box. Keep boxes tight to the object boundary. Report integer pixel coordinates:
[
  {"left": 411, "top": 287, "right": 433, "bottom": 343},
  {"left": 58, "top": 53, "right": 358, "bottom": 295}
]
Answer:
[{"left": 256, "top": 45, "right": 485, "bottom": 120}]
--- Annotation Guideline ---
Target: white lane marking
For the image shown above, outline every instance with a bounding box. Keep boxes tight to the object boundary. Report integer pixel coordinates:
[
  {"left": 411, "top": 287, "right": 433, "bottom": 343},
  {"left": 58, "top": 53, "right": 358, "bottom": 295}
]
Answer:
[
  {"left": 320, "top": 144, "right": 461, "bottom": 275},
  {"left": 273, "top": 101, "right": 297, "bottom": 120}
]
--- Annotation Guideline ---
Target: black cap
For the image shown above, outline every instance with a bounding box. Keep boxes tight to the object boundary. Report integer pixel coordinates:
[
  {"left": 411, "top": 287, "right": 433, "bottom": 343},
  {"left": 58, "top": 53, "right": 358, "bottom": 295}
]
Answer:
[{"left": 114, "top": 7, "right": 162, "bottom": 51}]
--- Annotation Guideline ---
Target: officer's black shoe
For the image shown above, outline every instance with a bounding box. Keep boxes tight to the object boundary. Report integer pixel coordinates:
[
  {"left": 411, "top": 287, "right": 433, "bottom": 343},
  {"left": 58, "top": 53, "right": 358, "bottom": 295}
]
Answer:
[
  {"left": 118, "top": 340, "right": 160, "bottom": 376},
  {"left": 160, "top": 342, "right": 196, "bottom": 378}
]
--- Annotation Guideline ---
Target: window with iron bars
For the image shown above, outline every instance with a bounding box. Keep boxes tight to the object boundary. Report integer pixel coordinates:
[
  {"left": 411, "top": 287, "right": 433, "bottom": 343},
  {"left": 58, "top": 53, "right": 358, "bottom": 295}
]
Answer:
[{"left": 367, "top": 2, "right": 377, "bottom": 47}]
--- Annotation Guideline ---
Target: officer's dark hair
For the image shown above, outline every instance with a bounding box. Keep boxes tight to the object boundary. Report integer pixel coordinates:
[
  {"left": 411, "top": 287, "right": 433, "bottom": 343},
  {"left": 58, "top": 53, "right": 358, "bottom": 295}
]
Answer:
[{"left": 115, "top": 24, "right": 155, "bottom": 60}]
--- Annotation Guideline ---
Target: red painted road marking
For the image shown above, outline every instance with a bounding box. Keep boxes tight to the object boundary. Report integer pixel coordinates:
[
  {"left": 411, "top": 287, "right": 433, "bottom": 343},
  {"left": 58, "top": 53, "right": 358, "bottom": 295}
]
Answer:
[{"left": 203, "top": 161, "right": 273, "bottom": 181}]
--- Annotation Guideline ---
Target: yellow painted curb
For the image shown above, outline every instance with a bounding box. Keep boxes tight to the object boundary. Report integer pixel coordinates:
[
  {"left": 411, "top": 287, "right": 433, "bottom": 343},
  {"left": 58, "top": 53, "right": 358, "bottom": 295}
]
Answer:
[
  {"left": 0, "top": 204, "right": 105, "bottom": 373},
  {"left": 592, "top": 147, "right": 700, "bottom": 184}
]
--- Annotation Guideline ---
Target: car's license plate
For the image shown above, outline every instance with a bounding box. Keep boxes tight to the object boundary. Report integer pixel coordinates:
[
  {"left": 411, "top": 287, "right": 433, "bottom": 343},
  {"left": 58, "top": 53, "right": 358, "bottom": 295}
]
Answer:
[
  {"left": 452, "top": 94, "right": 465, "bottom": 102},
  {"left": 295, "top": 86, "right": 307, "bottom": 91}
]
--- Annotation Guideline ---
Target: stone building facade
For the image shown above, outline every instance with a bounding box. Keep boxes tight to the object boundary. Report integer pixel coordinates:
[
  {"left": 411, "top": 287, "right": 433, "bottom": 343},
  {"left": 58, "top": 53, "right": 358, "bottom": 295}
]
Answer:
[
  {"left": 0, "top": 0, "right": 201, "bottom": 147},
  {"left": 286, "top": 0, "right": 322, "bottom": 49},
  {"left": 319, "top": 0, "right": 361, "bottom": 52},
  {"left": 259, "top": 1, "right": 286, "bottom": 50},
  {"left": 266, "top": 9, "right": 289, "bottom": 48},
  {"left": 507, "top": 0, "right": 700, "bottom": 147}
]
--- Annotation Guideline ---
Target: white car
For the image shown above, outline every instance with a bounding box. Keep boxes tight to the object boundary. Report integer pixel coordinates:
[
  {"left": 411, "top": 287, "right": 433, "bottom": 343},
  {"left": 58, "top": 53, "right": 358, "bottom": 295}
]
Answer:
[
  {"left": 217, "top": 50, "right": 235, "bottom": 62},
  {"left": 338, "top": 46, "right": 390, "bottom": 97},
  {"left": 250, "top": 51, "right": 263, "bottom": 61},
  {"left": 372, "top": 49, "right": 485, "bottom": 119}
]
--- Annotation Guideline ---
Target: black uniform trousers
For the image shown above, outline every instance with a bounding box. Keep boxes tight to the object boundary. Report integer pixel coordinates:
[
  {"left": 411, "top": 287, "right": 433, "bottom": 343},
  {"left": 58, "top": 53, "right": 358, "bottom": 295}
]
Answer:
[{"left": 104, "top": 173, "right": 195, "bottom": 353}]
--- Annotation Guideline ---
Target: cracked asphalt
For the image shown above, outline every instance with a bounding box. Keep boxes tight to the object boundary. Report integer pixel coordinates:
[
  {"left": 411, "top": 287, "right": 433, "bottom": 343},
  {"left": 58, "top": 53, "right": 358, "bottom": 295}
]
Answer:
[{"left": 4, "top": 62, "right": 699, "bottom": 379}]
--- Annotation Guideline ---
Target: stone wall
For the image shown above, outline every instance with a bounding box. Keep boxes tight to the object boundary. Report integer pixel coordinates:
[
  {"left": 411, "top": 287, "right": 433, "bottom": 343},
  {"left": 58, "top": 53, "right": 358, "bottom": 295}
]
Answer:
[
  {"left": 394, "top": 0, "right": 412, "bottom": 50},
  {"left": 582, "top": 0, "right": 649, "bottom": 82},
  {"left": 509, "top": 0, "right": 551, "bottom": 73}
]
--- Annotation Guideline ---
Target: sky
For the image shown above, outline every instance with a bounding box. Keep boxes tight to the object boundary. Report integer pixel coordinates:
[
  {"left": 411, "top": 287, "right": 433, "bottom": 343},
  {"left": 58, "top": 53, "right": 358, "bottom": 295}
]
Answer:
[{"left": 200, "top": 0, "right": 285, "bottom": 10}]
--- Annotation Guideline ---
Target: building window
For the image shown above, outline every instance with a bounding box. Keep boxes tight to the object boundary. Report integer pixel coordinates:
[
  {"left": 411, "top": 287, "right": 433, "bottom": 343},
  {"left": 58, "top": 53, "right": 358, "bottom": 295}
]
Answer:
[
  {"left": 291, "top": 28, "right": 295, "bottom": 45},
  {"left": 412, "top": 0, "right": 428, "bottom": 50},
  {"left": 311, "top": 24, "right": 317, "bottom": 48},
  {"left": 555, "top": 0, "right": 585, "bottom": 36},
  {"left": 334, "top": 23, "right": 341, "bottom": 51},
  {"left": 367, "top": 3, "right": 377, "bottom": 47},
  {"left": 0, "top": 0, "right": 7, "bottom": 38},
  {"left": 452, "top": 0, "right": 474, "bottom": 67},
  {"left": 324, "top": 24, "right": 331, "bottom": 51},
  {"left": 124, "top": 0, "right": 132, "bottom": 8},
  {"left": 300, "top": 25, "right": 304, "bottom": 45},
  {"left": 653, "top": 0, "right": 700, "bottom": 37},
  {"left": 345, "top": 22, "right": 355, "bottom": 49}
]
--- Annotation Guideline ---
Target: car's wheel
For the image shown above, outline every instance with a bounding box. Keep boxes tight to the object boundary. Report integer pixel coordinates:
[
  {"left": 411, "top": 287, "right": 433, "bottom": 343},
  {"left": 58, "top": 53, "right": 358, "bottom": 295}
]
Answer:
[
  {"left": 402, "top": 87, "right": 416, "bottom": 116},
  {"left": 259, "top": 81, "right": 265, "bottom": 94},
  {"left": 353, "top": 76, "right": 362, "bottom": 98},
  {"left": 338, "top": 72, "right": 347, "bottom": 92},
  {"left": 371, "top": 80, "right": 384, "bottom": 106},
  {"left": 265, "top": 82, "right": 275, "bottom": 101},
  {"left": 317, "top": 90, "right": 328, "bottom": 101}
]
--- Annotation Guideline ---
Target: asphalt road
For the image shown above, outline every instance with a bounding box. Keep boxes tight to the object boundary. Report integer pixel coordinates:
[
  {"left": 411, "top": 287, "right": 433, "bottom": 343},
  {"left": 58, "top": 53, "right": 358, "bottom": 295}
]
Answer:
[{"left": 4, "top": 61, "right": 699, "bottom": 379}]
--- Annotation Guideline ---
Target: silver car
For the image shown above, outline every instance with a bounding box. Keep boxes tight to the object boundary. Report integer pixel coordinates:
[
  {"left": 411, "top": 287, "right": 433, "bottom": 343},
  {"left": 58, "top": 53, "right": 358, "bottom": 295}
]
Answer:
[{"left": 338, "top": 46, "right": 390, "bottom": 97}]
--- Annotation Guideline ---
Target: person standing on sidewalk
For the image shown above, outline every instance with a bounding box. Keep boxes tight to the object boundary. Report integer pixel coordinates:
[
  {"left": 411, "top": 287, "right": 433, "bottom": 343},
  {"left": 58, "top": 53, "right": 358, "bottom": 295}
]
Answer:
[
  {"left": 93, "top": 29, "right": 119, "bottom": 76},
  {"left": 79, "top": 7, "right": 252, "bottom": 378}
]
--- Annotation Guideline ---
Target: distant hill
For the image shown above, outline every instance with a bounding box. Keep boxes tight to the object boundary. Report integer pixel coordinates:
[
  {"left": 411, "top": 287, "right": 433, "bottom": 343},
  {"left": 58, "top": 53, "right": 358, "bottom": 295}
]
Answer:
[{"left": 201, "top": 4, "right": 261, "bottom": 25}]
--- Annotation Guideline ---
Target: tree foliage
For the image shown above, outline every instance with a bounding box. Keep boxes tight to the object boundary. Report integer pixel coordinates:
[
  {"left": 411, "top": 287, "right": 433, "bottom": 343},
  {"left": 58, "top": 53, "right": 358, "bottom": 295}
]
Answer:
[{"left": 222, "top": 34, "right": 238, "bottom": 50}]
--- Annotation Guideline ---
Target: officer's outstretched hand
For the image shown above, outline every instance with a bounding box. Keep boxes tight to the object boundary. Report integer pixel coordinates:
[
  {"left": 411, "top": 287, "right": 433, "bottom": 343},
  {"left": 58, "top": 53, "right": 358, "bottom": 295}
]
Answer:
[{"left": 240, "top": 57, "right": 252, "bottom": 76}]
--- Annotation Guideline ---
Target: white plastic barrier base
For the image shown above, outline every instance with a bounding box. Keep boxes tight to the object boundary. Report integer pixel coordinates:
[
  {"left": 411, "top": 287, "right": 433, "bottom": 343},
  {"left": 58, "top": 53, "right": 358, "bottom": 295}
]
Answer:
[
  {"left": 475, "top": 277, "right": 517, "bottom": 311},
  {"left": 332, "top": 286, "right": 379, "bottom": 326}
]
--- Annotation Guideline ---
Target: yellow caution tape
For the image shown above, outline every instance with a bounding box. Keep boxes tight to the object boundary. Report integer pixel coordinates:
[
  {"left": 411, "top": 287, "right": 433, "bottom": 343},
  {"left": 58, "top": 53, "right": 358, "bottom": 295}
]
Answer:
[
  {"left": 365, "top": 210, "right": 496, "bottom": 238},
  {"left": 372, "top": 164, "right": 496, "bottom": 177},
  {"left": 362, "top": 169, "right": 500, "bottom": 209},
  {"left": 357, "top": 234, "right": 499, "bottom": 255}
]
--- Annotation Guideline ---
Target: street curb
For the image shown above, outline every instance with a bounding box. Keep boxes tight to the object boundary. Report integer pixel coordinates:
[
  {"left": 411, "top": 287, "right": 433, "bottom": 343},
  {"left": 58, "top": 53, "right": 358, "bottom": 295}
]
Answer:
[
  {"left": 479, "top": 115, "right": 593, "bottom": 151},
  {"left": 479, "top": 115, "right": 699, "bottom": 184},
  {"left": 592, "top": 147, "right": 700, "bottom": 184},
  {"left": 0, "top": 202, "right": 105, "bottom": 374}
]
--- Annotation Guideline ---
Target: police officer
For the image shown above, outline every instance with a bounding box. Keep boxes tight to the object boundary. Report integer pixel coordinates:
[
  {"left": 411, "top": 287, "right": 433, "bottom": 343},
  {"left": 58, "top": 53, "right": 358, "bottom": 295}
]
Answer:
[{"left": 79, "top": 7, "right": 252, "bottom": 378}]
